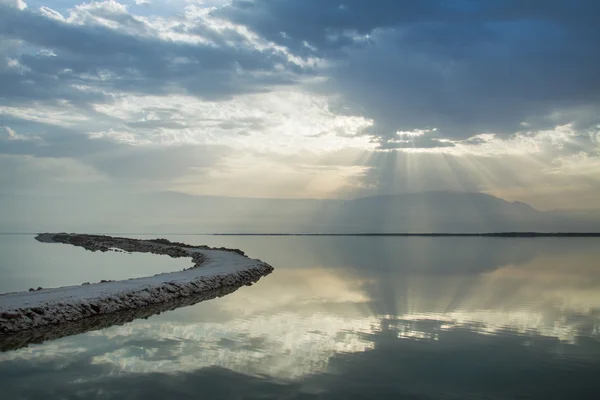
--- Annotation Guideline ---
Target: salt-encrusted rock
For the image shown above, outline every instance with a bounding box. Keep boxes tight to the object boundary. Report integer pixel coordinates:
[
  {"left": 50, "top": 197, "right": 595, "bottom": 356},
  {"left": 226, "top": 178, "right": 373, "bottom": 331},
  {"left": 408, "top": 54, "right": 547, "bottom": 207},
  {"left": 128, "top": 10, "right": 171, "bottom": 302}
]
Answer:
[{"left": 0, "top": 234, "right": 273, "bottom": 343}]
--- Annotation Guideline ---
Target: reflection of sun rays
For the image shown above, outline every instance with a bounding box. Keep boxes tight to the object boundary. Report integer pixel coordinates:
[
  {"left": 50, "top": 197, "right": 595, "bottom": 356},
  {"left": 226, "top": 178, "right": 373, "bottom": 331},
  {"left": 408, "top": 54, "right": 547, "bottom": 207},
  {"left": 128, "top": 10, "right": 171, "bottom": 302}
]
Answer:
[
  {"left": 361, "top": 246, "right": 600, "bottom": 344},
  {"left": 3, "top": 246, "right": 600, "bottom": 380}
]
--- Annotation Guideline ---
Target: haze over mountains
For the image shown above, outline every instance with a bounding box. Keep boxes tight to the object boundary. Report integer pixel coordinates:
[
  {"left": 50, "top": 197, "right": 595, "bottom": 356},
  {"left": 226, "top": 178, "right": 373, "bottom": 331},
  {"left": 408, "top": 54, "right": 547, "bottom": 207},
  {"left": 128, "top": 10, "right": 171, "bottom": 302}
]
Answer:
[{"left": 1, "top": 191, "right": 599, "bottom": 234}]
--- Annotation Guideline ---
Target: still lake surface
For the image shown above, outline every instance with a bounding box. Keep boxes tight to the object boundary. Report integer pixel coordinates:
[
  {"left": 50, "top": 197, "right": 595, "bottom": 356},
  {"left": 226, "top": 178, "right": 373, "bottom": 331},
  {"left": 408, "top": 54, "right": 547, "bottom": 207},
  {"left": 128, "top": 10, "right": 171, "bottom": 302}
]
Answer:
[{"left": 1, "top": 234, "right": 600, "bottom": 399}]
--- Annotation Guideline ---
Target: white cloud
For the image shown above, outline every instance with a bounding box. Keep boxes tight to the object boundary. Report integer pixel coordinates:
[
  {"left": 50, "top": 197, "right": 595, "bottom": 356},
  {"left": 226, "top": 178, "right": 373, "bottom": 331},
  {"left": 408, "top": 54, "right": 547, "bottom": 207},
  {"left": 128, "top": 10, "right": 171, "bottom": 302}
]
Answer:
[
  {"left": 1, "top": 126, "right": 41, "bottom": 141},
  {"left": 4, "top": 57, "right": 31, "bottom": 73},
  {"left": 0, "top": 0, "right": 27, "bottom": 10},
  {"left": 451, "top": 124, "right": 599, "bottom": 158},
  {"left": 0, "top": 104, "right": 92, "bottom": 127},
  {"left": 172, "top": 152, "right": 370, "bottom": 198},
  {"left": 92, "top": 89, "right": 375, "bottom": 152},
  {"left": 38, "top": 6, "right": 67, "bottom": 21}
]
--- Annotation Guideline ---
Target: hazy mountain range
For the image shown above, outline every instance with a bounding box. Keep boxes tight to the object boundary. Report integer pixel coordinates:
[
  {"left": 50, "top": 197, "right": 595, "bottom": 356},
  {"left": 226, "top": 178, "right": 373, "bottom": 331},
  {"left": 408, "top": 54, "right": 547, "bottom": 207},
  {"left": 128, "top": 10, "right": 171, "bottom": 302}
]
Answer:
[{"left": 1, "top": 191, "right": 599, "bottom": 234}]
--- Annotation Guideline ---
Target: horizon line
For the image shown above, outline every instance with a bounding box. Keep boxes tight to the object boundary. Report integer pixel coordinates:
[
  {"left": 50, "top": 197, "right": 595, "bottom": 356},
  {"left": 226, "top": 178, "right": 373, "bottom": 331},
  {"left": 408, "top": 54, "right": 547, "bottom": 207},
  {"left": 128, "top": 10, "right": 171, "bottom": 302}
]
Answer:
[{"left": 2, "top": 232, "right": 600, "bottom": 237}]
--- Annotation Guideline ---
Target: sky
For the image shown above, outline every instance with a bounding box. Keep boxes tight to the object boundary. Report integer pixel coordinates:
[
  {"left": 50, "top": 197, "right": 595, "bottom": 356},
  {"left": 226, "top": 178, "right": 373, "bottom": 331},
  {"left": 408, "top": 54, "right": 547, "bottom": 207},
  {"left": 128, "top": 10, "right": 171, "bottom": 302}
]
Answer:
[{"left": 1, "top": 0, "right": 599, "bottom": 210}]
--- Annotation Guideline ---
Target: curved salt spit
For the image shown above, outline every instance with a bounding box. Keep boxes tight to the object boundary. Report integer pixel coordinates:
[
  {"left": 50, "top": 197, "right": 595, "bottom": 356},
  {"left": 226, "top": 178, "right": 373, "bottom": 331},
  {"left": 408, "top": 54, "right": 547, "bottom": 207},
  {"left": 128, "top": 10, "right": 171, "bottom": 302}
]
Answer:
[
  {"left": 0, "top": 286, "right": 241, "bottom": 352},
  {"left": 0, "top": 234, "right": 274, "bottom": 341}
]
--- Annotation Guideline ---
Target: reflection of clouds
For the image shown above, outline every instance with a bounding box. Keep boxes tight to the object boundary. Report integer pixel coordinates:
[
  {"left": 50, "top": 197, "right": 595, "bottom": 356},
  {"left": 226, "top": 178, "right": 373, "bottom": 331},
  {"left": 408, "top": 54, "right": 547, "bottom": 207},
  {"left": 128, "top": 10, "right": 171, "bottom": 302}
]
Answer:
[
  {"left": 86, "top": 305, "right": 597, "bottom": 380},
  {"left": 0, "top": 342, "right": 90, "bottom": 363},
  {"left": 80, "top": 267, "right": 375, "bottom": 379},
  {"left": 355, "top": 247, "right": 600, "bottom": 342},
  {"left": 477, "top": 253, "right": 600, "bottom": 314},
  {"left": 2, "top": 242, "right": 600, "bottom": 385},
  {"left": 4, "top": 251, "right": 597, "bottom": 381},
  {"left": 216, "top": 268, "right": 370, "bottom": 316},
  {"left": 89, "top": 314, "right": 377, "bottom": 379},
  {"left": 4, "top": 324, "right": 599, "bottom": 400}
]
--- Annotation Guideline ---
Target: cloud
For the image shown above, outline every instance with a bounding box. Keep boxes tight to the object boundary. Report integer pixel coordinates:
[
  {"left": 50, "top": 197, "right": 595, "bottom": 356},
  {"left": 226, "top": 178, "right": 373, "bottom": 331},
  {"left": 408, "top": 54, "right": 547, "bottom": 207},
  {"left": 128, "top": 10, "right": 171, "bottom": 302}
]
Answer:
[
  {"left": 0, "top": 126, "right": 41, "bottom": 141},
  {"left": 0, "top": 0, "right": 599, "bottom": 209},
  {"left": 0, "top": 123, "right": 230, "bottom": 187},
  {"left": 89, "top": 90, "right": 374, "bottom": 152},
  {"left": 378, "top": 129, "right": 455, "bottom": 150},
  {"left": 221, "top": 0, "right": 600, "bottom": 144},
  {"left": 86, "top": 143, "right": 230, "bottom": 181},
  {"left": 0, "top": 1, "right": 308, "bottom": 108},
  {"left": 0, "top": 119, "right": 121, "bottom": 158},
  {"left": 0, "top": 0, "right": 27, "bottom": 10},
  {"left": 0, "top": 154, "right": 108, "bottom": 195}
]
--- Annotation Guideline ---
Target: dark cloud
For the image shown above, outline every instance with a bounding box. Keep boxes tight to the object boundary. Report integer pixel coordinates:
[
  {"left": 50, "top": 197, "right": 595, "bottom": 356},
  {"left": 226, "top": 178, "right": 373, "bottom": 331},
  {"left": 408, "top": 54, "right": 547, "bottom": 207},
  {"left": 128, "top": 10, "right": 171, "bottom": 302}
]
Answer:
[
  {"left": 3, "top": 1, "right": 599, "bottom": 150},
  {"left": 0, "top": 3, "right": 306, "bottom": 107},
  {"left": 221, "top": 0, "right": 600, "bottom": 146},
  {"left": 218, "top": 0, "right": 449, "bottom": 57}
]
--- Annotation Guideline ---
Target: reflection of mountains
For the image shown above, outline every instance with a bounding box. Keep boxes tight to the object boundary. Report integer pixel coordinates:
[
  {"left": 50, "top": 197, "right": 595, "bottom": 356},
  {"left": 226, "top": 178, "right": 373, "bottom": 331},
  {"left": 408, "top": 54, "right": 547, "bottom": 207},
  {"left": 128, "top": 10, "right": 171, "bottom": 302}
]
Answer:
[
  {"left": 310, "top": 237, "right": 600, "bottom": 319},
  {"left": 244, "top": 235, "right": 599, "bottom": 274},
  {"left": 0, "top": 285, "right": 242, "bottom": 352},
  {"left": 216, "top": 236, "right": 600, "bottom": 338}
]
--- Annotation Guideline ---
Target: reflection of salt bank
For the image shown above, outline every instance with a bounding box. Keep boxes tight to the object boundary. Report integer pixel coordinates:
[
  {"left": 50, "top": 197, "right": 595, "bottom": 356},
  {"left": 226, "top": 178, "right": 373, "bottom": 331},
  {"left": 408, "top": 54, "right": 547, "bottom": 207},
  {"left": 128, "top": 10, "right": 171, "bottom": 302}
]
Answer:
[
  {"left": 0, "top": 285, "right": 243, "bottom": 352},
  {"left": 0, "top": 234, "right": 273, "bottom": 337}
]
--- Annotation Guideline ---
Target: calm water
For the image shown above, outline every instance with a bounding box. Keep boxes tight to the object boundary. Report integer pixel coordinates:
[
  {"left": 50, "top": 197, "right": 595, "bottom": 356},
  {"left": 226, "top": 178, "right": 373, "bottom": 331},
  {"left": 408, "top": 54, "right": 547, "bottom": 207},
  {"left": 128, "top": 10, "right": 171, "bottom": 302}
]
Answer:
[{"left": 1, "top": 234, "right": 600, "bottom": 399}]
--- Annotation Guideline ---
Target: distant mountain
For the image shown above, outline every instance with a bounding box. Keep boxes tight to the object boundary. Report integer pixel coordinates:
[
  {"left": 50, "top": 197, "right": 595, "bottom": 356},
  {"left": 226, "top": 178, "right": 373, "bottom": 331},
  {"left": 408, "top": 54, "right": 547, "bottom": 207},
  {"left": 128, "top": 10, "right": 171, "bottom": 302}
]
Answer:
[
  {"left": 338, "top": 191, "right": 543, "bottom": 233},
  {"left": 1, "top": 191, "right": 599, "bottom": 233}
]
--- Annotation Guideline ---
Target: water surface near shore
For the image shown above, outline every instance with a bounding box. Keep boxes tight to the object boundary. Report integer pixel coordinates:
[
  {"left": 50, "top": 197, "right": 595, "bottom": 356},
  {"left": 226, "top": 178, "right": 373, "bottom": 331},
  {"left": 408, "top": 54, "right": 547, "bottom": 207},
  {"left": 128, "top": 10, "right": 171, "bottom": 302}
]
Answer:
[
  {"left": 0, "top": 234, "right": 191, "bottom": 293},
  {"left": 1, "top": 235, "right": 600, "bottom": 399}
]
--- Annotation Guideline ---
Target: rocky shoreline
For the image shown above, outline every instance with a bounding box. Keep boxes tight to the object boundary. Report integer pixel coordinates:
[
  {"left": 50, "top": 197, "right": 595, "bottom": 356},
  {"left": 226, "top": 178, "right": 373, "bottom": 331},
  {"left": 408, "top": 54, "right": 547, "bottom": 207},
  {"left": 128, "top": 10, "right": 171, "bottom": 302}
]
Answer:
[{"left": 0, "top": 233, "right": 274, "bottom": 344}]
